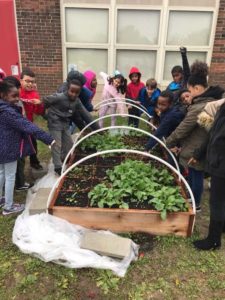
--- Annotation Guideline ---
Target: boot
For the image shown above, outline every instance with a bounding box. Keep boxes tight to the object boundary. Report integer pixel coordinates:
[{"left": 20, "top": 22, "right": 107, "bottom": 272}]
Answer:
[{"left": 193, "top": 220, "right": 223, "bottom": 250}]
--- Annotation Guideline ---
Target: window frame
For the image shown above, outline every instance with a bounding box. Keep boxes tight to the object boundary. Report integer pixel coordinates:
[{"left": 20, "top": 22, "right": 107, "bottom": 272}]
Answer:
[{"left": 61, "top": 0, "right": 220, "bottom": 87}]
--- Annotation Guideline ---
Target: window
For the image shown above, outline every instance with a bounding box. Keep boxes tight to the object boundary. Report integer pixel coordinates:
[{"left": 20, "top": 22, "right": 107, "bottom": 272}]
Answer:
[
  {"left": 62, "top": 0, "right": 219, "bottom": 87},
  {"left": 65, "top": 8, "right": 109, "bottom": 43},
  {"left": 167, "top": 11, "right": 213, "bottom": 46},
  {"left": 116, "top": 50, "right": 156, "bottom": 79},
  {"left": 117, "top": 10, "right": 160, "bottom": 45}
]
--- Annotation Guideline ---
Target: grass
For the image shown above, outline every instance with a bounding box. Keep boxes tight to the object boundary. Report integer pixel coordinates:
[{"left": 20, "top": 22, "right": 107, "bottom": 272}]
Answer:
[{"left": 1, "top": 116, "right": 225, "bottom": 299}]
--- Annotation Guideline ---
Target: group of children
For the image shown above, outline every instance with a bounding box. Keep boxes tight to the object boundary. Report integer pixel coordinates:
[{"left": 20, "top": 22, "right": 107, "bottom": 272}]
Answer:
[{"left": 1, "top": 47, "right": 225, "bottom": 252}]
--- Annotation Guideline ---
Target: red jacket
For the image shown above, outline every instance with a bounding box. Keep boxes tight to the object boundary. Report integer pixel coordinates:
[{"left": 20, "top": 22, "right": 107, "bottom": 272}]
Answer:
[
  {"left": 126, "top": 67, "right": 145, "bottom": 100},
  {"left": 20, "top": 89, "right": 44, "bottom": 122}
]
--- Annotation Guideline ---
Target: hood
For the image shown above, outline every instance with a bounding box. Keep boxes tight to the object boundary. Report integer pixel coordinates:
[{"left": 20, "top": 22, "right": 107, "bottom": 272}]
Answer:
[
  {"left": 84, "top": 70, "right": 96, "bottom": 94},
  {"left": 0, "top": 99, "right": 19, "bottom": 113},
  {"left": 129, "top": 67, "right": 141, "bottom": 79},
  {"left": 193, "top": 85, "right": 224, "bottom": 102}
]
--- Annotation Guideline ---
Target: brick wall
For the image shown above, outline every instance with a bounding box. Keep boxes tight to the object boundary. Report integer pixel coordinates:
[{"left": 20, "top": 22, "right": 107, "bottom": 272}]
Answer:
[
  {"left": 209, "top": 0, "right": 225, "bottom": 88},
  {"left": 15, "top": 0, "right": 62, "bottom": 97}
]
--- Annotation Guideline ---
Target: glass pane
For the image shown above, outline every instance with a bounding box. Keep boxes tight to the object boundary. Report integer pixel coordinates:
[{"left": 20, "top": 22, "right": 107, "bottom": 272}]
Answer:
[
  {"left": 116, "top": 50, "right": 157, "bottom": 80},
  {"left": 163, "top": 51, "right": 207, "bottom": 81},
  {"left": 67, "top": 49, "right": 108, "bottom": 76},
  {"left": 65, "top": 8, "right": 108, "bottom": 43},
  {"left": 167, "top": 11, "right": 213, "bottom": 46},
  {"left": 117, "top": 10, "right": 160, "bottom": 44}
]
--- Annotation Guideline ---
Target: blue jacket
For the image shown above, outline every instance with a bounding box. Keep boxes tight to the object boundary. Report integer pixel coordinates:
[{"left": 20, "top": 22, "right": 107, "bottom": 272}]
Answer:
[
  {"left": 0, "top": 100, "right": 54, "bottom": 164},
  {"left": 139, "top": 87, "right": 161, "bottom": 116},
  {"left": 146, "top": 107, "right": 184, "bottom": 150}
]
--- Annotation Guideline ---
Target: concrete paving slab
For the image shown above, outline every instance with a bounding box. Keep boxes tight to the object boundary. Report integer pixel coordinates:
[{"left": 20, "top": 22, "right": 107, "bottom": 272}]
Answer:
[{"left": 80, "top": 231, "right": 132, "bottom": 259}]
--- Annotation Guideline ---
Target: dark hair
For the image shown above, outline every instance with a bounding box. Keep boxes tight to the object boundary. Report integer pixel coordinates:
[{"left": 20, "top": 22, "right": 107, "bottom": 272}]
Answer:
[
  {"left": 66, "top": 70, "right": 86, "bottom": 86},
  {"left": 188, "top": 60, "right": 208, "bottom": 88},
  {"left": 159, "top": 90, "right": 174, "bottom": 103},
  {"left": 20, "top": 68, "right": 35, "bottom": 79},
  {"left": 4, "top": 76, "right": 21, "bottom": 88},
  {"left": 67, "top": 79, "right": 82, "bottom": 89},
  {"left": 108, "top": 74, "right": 127, "bottom": 94},
  {"left": 171, "top": 65, "right": 183, "bottom": 74},
  {"left": 0, "top": 81, "right": 17, "bottom": 96},
  {"left": 178, "top": 88, "right": 189, "bottom": 98}
]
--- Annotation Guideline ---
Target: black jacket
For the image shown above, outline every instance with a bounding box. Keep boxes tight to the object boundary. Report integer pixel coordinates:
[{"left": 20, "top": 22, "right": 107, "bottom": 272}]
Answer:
[{"left": 194, "top": 103, "right": 225, "bottom": 178}]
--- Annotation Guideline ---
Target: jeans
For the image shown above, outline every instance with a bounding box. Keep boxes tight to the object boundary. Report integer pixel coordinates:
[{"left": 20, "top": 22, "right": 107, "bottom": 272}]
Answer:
[
  {"left": 188, "top": 167, "right": 204, "bottom": 207},
  {"left": 0, "top": 161, "right": 18, "bottom": 210}
]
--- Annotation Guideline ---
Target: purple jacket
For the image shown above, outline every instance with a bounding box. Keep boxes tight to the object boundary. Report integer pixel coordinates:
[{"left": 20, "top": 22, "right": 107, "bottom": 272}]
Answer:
[{"left": 0, "top": 100, "right": 54, "bottom": 164}]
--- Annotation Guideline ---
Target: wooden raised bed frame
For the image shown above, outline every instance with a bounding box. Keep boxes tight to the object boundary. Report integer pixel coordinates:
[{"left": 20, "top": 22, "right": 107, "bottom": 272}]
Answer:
[{"left": 48, "top": 160, "right": 195, "bottom": 238}]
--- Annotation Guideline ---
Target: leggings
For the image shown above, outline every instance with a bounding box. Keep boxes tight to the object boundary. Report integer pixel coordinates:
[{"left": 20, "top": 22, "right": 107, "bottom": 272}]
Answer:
[
  {"left": 210, "top": 175, "right": 225, "bottom": 221},
  {"left": 99, "top": 102, "right": 117, "bottom": 128}
]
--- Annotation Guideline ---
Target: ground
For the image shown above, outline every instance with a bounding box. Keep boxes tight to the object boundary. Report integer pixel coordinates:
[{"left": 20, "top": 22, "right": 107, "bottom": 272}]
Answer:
[{"left": 0, "top": 117, "right": 225, "bottom": 300}]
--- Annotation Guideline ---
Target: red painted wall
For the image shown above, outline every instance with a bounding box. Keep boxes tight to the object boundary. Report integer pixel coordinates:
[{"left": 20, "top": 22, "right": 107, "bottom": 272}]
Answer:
[{"left": 0, "top": 0, "right": 20, "bottom": 77}]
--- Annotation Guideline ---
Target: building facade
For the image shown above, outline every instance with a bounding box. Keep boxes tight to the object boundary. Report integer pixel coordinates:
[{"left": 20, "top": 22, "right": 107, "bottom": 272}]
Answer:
[{"left": 3, "top": 0, "right": 225, "bottom": 96}]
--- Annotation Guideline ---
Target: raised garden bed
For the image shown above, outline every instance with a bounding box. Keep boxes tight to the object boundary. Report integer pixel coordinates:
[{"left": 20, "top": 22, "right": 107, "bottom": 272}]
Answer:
[
  {"left": 49, "top": 153, "right": 195, "bottom": 237},
  {"left": 66, "top": 131, "right": 164, "bottom": 167}
]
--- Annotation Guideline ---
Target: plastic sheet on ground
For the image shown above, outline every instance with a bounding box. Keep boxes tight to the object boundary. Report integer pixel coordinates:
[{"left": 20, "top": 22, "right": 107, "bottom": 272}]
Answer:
[
  {"left": 13, "top": 162, "right": 139, "bottom": 277},
  {"left": 13, "top": 213, "right": 139, "bottom": 277}
]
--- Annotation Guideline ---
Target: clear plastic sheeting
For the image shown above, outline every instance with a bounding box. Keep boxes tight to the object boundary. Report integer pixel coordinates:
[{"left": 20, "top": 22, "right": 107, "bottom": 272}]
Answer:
[{"left": 12, "top": 213, "right": 139, "bottom": 277}]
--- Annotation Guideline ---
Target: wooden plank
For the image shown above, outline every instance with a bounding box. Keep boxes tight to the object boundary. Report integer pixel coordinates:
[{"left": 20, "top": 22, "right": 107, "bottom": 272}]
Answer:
[{"left": 50, "top": 206, "right": 194, "bottom": 237}]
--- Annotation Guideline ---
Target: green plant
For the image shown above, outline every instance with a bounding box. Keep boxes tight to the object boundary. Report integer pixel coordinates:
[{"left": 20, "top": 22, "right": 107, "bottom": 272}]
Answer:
[
  {"left": 80, "top": 133, "right": 126, "bottom": 153},
  {"left": 96, "top": 270, "right": 120, "bottom": 295},
  {"left": 88, "top": 159, "right": 188, "bottom": 219},
  {"left": 149, "top": 186, "right": 188, "bottom": 220}
]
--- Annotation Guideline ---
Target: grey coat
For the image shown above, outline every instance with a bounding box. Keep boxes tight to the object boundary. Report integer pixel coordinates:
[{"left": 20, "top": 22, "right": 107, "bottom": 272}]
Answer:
[{"left": 43, "top": 93, "right": 98, "bottom": 131}]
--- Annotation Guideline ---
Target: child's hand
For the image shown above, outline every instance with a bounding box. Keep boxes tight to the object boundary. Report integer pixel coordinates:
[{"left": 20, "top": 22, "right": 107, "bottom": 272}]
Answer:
[
  {"left": 180, "top": 46, "right": 187, "bottom": 54},
  {"left": 49, "top": 140, "right": 56, "bottom": 149},
  {"left": 33, "top": 99, "right": 42, "bottom": 105},
  {"left": 170, "top": 147, "right": 181, "bottom": 156},
  {"left": 188, "top": 157, "right": 197, "bottom": 165}
]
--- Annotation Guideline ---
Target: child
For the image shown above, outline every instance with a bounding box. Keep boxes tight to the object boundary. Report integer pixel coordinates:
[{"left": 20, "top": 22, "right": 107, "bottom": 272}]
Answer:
[
  {"left": 83, "top": 70, "right": 97, "bottom": 101},
  {"left": 0, "top": 81, "right": 54, "bottom": 215},
  {"left": 189, "top": 102, "right": 225, "bottom": 250},
  {"left": 145, "top": 91, "right": 184, "bottom": 150},
  {"left": 166, "top": 61, "right": 224, "bottom": 212},
  {"left": 43, "top": 79, "right": 97, "bottom": 175},
  {"left": 58, "top": 70, "right": 94, "bottom": 112},
  {"left": 126, "top": 67, "right": 145, "bottom": 127},
  {"left": 98, "top": 71, "right": 127, "bottom": 128},
  {"left": 166, "top": 47, "right": 191, "bottom": 102},
  {"left": 139, "top": 78, "right": 161, "bottom": 118},
  {"left": 20, "top": 68, "right": 44, "bottom": 170}
]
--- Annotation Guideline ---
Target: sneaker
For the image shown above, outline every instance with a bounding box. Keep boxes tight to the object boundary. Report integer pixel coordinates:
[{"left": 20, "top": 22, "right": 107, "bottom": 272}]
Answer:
[
  {"left": 16, "top": 182, "right": 32, "bottom": 191},
  {"left": 30, "top": 163, "right": 43, "bottom": 170},
  {"left": 196, "top": 206, "right": 201, "bottom": 213},
  {"left": 2, "top": 203, "right": 25, "bottom": 215},
  {"left": 54, "top": 168, "right": 62, "bottom": 176},
  {"left": 0, "top": 197, "right": 5, "bottom": 208}
]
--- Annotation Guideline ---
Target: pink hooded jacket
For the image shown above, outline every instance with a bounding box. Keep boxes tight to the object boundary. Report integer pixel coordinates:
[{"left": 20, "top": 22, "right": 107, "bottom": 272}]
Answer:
[{"left": 83, "top": 70, "right": 97, "bottom": 100}]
